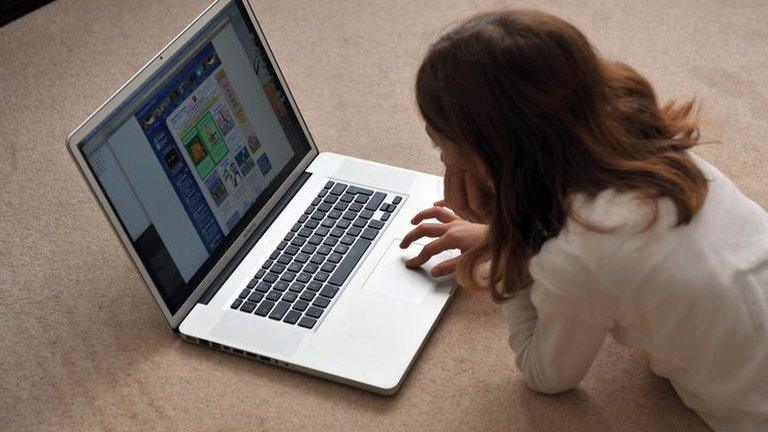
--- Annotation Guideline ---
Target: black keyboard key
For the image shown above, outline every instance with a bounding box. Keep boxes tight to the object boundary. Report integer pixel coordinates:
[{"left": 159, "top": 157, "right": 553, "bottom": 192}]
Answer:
[
  {"left": 328, "top": 239, "right": 371, "bottom": 286},
  {"left": 283, "top": 310, "right": 302, "bottom": 325},
  {"left": 323, "top": 194, "right": 338, "bottom": 204},
  {"left": 288, "top": 262, "right": 302, "bottom": 273},
  {"left": 315, "top": 227, "right": 330, "bottom": 236},
  {"left": 262, "top": 259, "right": 274, "bottom": 269},
  {"left": 282, "top": 291, "right": 298, "bottom": 302},
  {"left": 314, "top": 272, "right": 330, "bottom": 282},
  {"left": 280, "top": 272, "right": 297, "bottom": 282},
  {"left": 347, "top": 227, "right": 361, "bottom": 236},
  {"left": 255, "top": 301, "right": 275, "bottom": 316},
  {"left": 302, "top": 244, "right": 317, "bottom": 254},
  {"left": 269, "top": 263, "right": 285, "bottom": 274},
  {"left": 365, "top": 192, "right": 386, "bottom": 211},
  {"left": 289, "top": 282, "right": 305, "bottom": 293},
  {"left": 318, "top": 202, "right": 332, "bottom": 212},
  {"left": 247, "top": 278, "right": 258, "bottom": 288},
  {"left": 240, "top": 300, "right": 258, "bottom": 313},
  {"left": 305, "top": 219, "right": 319, "bottom": 229},
  {"left": 308, "top": 235, "right": 323, "bottom": 245},
  {"left": 330, "top": 183, "right": 347, "bottom": 195},
  {"left": 290, "top": 236, "right": 306, "bottom": 246},
  {"left": 312, "top": 197, "right": 321, "bottom": 206},
  {"left": 349, "top": 203, "right": 363, "bottom": 212},
  {"left": 321, "top": 262, "right": 336, "bottom": 273},
  {"left": 300, "top": 290, "right": 316, "bottom": 301},
  {"left": 342, "top": 211, "right": 356, "bottom": 221},
  {"left": 318, "top": 189, "right": 328, "bottom": 197},
  {"left": 347, "top": 186, "right": 373, "bottom": 196},
  {"left": 270, "top": 250, "right": 280, "bottom": 260},
  {"left": 263, "top": 273, "right": 278, "bottom": 283},
  {"left": 361, "top": 227, "right": 378, "bottom": 241},
  {"left": 255, "top": 282, "right": 272, "bottom": 293},
  {"left": 328, "top": 210, "right": 343, "bottom": 219},
  {"left": 381, "top": 212, "right": 390, "bottom": 221},
  {"left": 353, "top": 218, "right": 367, "bottom": 228},
  {"left": 256, "top": 269, "right": 266, "bottom": 278},
  {"left": 324, "top": 180, "right": 334, "bottom": 189},
  {"left": 323, "top": 236, "right": 338, "bottom": 246},
  {"left": 321, "top": 218, "right": 336, "bottom": 228},
  {"left": 298, "top": 316, "right": 317, "bottom": 329},
  {"left": 248, "top": 291, "right": 264, "bottom": 302},
  {"left": 306, "top": 306, "right": 324, "bottom": 319},
  {"left": 277, "top": 254, "right": 291, "bottom": 265},
  {"left": 298, "top": 228, "right": 313, "bottom": 238},
  {"left": 269, "top": 301, "right": 291, "bottom": 320},
  {"left": 273, "top": 281, "right": 289, "bottom": 292},
  {"left": 336, "top": 219, "right": 351, "bottom": 229},
  {"left": 310, "top": 254, "right": 325, "bottom": 265},
  {"left": 239, "top": 289, "right": 250, "bottom": 299},
  {"left": 340, "top": 235, "right": 355, "bottom": 246},
  {"left": 303, "top": 263, "right": 319, "bottom": 273},
  {"left": 304, "top": 205, "right": 315, "bottom": 215},
  {"left": 266, "top": 290, "right": 281, "bottom": 301},
  {"left": 368, "top": 219, "right": 384, "bottom": 229},
  {"left": 360, "top": 209, "right": 374, "bottom": 220},
  {"left": 340, "top": 193, "right": 354, "bottom": 203},
  {"left": 386, "top": 203, "right": 396, "bottom": 212},
  {"left": 393, "top": 196, "right": 402, "bottom": 204},
  {"left": 313, "top": 297, "right": 331, "bottom": 308},
  {"left": 317, "top": 245, "right": 332, "bottom": 255},
  {"left": 334, "top": 244, "right": 349, "bottom": 254},
  {"left": 330, "top": 227, "right": 344, "bottom": 238},
  {"left": 354, "top": 195, "right": 368, "bottom": 204},
  {"left": 328, "top": 253, "right": 342, "bottom": 263},
  {"left": 307, "top": 281, "right": 323, "bottom": 292},
  {"left": 295, "top": 253, "right": 310, "bottom": 263},
  {"left": 284, "top": 245, "right": 299, "bottom": 256},
  {"left": 231, "top": 298, "right": 243, "bottom": 309},
  {"left": 297, "top": 273, "right": 311, "bottom": 283},
  {"left": 333, "top": 202, "right": 347, "bottom": 211},
  {"left": 291, "top": 223, "right": 301, "bottom": 232},
  {"left": 320, "top": 285, "right": 340, "bottom": 298},
  {"left": 293, "top": 300, "right": 309, "bottom": 312},
  {"left": 299, "top": 214, "right": 308, "bottom": 223},
  {"left": 311, "top": 210, "right": 326, "bottom": 220}
]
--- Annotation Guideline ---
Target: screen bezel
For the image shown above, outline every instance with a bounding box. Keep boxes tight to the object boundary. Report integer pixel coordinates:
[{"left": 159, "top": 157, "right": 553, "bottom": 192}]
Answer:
[{"left": 66, "top": 0, "right": 319, "bottom": 329}]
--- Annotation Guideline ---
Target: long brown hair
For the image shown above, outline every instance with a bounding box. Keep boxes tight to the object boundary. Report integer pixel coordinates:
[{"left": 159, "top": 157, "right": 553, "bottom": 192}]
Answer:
[{"left": 415, "top": 10, "right": 708, "bottom": 302}]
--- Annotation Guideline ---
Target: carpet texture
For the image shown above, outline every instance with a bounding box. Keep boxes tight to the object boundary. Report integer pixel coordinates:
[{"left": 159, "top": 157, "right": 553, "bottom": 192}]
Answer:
[{"left": 1, "top": 0, "right": 767, "bottom": 430}]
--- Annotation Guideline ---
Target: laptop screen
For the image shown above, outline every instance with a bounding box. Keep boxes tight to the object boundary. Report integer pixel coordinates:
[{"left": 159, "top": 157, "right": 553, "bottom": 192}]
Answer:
[{"left": 77, "top": 1, "right": 312, "bottom": 315}]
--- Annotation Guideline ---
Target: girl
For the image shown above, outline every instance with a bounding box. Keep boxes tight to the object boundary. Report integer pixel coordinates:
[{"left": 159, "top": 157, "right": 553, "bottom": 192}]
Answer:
[{"left": 401, "top": 10, "right": 768, "bottom": 431}]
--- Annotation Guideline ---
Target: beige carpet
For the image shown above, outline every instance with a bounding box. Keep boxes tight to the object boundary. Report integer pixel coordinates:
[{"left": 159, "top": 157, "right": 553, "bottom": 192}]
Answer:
[{"left": 2, "top": 0, "right": 767, "bottom": 430}]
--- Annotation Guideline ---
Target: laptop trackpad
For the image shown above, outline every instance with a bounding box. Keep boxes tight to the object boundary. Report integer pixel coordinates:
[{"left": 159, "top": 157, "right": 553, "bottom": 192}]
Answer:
[{"left": 363, "top": 239, "right": 458, "bottom": 303}]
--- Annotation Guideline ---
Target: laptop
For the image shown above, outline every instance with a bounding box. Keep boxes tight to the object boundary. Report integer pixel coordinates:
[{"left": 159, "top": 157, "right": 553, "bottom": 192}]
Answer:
[{"left": 66, "top": 0, "right": 456, "bottom": 394}]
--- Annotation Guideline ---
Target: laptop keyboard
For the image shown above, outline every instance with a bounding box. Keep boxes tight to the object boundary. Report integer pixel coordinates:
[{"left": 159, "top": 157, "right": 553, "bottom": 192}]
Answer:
[{"left": 230, "top": 180, "right": 403, "bottom": 329}]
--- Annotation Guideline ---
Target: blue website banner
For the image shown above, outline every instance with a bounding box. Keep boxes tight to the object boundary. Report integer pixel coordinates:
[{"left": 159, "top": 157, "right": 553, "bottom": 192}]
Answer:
[{"left": 135, "top": 43, "right": 225, "bottom": 253}]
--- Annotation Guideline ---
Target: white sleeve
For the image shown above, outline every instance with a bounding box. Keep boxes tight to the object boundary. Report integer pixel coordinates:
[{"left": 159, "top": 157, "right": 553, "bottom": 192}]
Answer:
[{"left": 504, "top": 283, "right": 609, "bottom": 394}]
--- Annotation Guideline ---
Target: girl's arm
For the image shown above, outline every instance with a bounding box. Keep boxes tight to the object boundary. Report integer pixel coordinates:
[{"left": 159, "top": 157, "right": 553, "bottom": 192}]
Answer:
[{"left": 504, "top": 286, "right": 609, "bottom": 394}]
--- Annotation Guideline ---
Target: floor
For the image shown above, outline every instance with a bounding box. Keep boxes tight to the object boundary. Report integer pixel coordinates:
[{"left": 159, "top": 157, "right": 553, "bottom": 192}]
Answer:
[{"left": 1, "top": 0, "right": 767, "bottom": 430}]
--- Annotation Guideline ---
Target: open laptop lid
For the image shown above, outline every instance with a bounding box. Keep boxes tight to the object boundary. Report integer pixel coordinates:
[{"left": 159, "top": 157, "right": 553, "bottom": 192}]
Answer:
[{"left": 66, "top": 0, "right": 318, "bottom": 329}]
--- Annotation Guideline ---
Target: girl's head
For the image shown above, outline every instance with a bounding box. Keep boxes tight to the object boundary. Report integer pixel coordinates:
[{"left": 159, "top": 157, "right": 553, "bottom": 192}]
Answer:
[{"left": 416, "top": 10, "right": 707, "bottom": 301}]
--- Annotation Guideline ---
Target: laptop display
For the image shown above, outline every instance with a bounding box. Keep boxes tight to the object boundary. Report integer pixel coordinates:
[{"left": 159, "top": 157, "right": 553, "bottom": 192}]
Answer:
[{"left": 76, "top": 1, "right": 311, "bottom": 314}]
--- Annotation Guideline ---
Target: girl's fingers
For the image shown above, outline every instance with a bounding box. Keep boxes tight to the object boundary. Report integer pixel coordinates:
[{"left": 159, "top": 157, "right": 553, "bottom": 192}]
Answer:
[
  {"left": 430, "top": 255, "right": 461, "bottom": 277},
  {"left": 411, "top": 206, "right": 458, "bottom": 225},
  {"left": 400, "top": 223, "right": 448, "bottom": 249},
  {"left": 405, "top": 237, "right": 450, "bottom": 268},
  {"left": 433, "top": 199, "right": 447, "bottom": 207}
]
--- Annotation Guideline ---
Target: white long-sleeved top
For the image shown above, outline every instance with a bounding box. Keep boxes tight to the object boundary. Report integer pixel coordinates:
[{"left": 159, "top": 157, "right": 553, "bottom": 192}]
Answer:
[{"left": 504, "top": 153, "right": 768, "bottom": 431}]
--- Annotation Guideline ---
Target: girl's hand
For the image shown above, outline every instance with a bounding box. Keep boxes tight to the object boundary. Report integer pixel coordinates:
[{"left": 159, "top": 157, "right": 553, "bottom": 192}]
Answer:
[
  {"left": 400, "top": 205, "right": 488, "bottom": 277},
  {"left": 443, "top": 163, "right": 493, "bottom": 224}
]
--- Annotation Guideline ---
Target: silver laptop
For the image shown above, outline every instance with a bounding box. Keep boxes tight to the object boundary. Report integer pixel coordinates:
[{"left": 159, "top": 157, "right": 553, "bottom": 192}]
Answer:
[{"left": 66, "top": 0, "right": 456, "bottom": 394}]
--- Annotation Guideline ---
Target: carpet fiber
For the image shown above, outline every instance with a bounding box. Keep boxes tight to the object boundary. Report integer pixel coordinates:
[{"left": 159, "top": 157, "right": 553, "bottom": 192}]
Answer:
[{"left": 1, "top": 0, "right": 767, "bottom": 430}]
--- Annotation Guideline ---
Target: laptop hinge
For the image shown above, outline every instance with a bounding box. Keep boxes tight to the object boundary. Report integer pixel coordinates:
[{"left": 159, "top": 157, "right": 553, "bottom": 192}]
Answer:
[{"left": 196, "top": 171, "right": 312, "bottom": 306}]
